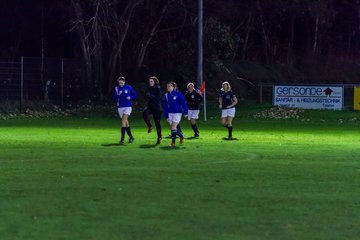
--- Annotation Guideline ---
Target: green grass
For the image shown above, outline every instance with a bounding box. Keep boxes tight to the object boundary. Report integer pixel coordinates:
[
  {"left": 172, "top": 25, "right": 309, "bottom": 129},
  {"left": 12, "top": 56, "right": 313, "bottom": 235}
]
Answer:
[{"left": 1, "top": 106, "right": 360, "bottom": 240}]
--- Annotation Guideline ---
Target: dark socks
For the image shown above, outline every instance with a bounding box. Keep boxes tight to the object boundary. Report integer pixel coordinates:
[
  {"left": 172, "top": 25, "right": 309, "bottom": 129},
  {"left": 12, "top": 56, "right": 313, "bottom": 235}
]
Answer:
[
  {"left": 121, "top": 127, "right": 126, "bottom": 142},
  {"left": 176, "top": 129, "right": 184, "bottom": 139},
  {"left": 155, "top": 120, "right": 162, "bottom": 139},
  {"left": 192, "top": 124, "right": 199, "bottom": 134},
  {"left": 228, "top": 126, "right": 233, "bottom": 138},
  {"left": 156, "top": 126, "right": 162, "bottom": 139},
  {"left": 176, "top": 124, "right": 182, "bottom": 133},
  {"left": 171, "top": 130, "right": 177, "bottom": 143},
  {"left": 126, "top": 126, "right": 133, "bottom": 139},
  {"left": 143, "top": 115, "right": 152, "bottom": 129}
]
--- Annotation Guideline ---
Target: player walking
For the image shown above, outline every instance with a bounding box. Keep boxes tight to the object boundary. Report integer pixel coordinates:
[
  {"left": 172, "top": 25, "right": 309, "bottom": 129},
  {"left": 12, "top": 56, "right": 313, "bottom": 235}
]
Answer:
[
  {"left": 143, "top": 76, "right": 163, "bottom": 144},
  {"left": 163, "top": 81, "right": 188, "bottom": 147},
  {"left": 219, "top": 81, "right": 238, "bottom": 139},
  {"left": 113, "top": 76, "right": 137, "bottom": 144},
  {"left": 185, "top": 83, "right": 203, "bottom": 137}
]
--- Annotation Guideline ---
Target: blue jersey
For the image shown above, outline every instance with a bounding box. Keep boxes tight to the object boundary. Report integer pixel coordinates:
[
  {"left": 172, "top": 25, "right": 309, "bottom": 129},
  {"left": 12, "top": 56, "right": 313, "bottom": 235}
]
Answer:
[
  {"left": 163, "top": 90, "right": 188, "bottom": 118},
  {"left": 220, "top": 90, "right": 236, "bottom": 109},
  {"left": 113, "top": 84, "right": 137, "bottom": 108}
]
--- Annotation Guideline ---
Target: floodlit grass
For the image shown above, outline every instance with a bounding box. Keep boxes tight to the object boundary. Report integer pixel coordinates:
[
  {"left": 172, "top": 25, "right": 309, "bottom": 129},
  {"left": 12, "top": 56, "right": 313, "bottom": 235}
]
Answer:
[{"left": 1, "top": 107, "right": 360, "bottom": 239}]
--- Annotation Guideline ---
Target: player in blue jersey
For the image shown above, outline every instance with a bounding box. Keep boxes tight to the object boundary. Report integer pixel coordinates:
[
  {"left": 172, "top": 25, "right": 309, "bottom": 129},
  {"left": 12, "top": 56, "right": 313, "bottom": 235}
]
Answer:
[
  {"left": 219, "top": 81, "right": 238, "bottom": 139},
  {"left": 113, "top": 76, "right": 137, "bottom": 144},
  {"left": 163, "top": 81, "right": 188, "bottom": 147},
  {"left": 143, "top": 76, "right": 163, "bottom": 144},
  {"left": 166, "top": 82, "right": 183, "bottom": 138},
  {"left": 185, "top": 83, "right": 203, "bottom": 137}
]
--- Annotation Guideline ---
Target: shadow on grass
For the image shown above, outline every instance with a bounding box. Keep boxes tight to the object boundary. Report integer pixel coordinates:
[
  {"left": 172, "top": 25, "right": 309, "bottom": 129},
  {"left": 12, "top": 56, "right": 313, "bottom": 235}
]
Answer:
[
  {"left": 165, "top": 135, "right": 194, "bottom": 139},
  {"left": 222, "top": 137, "right": 239, "bottom": 141},
  {"left": 186, "top": 136, "right": 200, "bottom": 140},
  {"left": 159, "top": 146, "right": 186, "bottom": 151},
  {"left": 139, "top": 144, "right": 158, "bottom": 149},
  {"left": 101, "top": 143, "right": 124, "bottom": 147}
]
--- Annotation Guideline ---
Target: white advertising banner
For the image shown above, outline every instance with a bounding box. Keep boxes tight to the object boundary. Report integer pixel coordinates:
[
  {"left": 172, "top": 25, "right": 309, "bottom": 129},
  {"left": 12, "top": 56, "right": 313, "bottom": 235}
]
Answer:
[{"left": 273, "top": 85, "right": 344, "bottom": 110}]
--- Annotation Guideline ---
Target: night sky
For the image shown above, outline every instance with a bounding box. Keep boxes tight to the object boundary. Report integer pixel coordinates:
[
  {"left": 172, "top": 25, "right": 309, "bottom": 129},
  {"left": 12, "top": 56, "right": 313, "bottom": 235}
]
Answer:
[
  {"left": 2, "top": 1, "right": 360, "bottom": 60},
  {"left": 0, "top": 0, "right": 74, "bottom": 60},
  {"left": 2, "top": 0, "right": 360, "bottom": 90}
]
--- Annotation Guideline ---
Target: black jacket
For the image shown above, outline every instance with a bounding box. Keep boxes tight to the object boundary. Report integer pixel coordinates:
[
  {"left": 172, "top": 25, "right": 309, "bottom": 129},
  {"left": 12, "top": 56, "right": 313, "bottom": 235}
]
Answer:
[
  {"left": 145, "top": 84, "right": 163, "bottom": 112},
  {"left": 185, "top": 90, "right": 203, "bottom": 110}
]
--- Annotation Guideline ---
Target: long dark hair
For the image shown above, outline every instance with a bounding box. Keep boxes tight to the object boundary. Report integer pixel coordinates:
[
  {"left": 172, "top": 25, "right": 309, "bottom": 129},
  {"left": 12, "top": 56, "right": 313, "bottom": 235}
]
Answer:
[
  {"left": 167, "top": 81, "right": 177, "bottom": 90},
  {"left": 149, "top": 76, "right": 159, "bottom": 85}
]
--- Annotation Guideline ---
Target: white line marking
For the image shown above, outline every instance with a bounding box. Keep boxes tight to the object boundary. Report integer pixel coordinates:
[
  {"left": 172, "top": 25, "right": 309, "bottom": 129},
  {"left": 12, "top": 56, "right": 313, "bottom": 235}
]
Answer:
[{"left": 194, "top": 152, "right": 258, "bottom": 165}]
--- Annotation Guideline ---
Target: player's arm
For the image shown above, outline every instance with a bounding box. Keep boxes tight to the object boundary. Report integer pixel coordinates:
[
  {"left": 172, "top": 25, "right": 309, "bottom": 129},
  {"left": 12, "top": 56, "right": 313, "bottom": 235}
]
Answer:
[
  {"left": 179, "top": 93, "right": 188, "bottom": 116},
  {"left": 184, "top": 92, "right": 189, "bottom": 103},
  {"left": 146, "top": 88, "right": 156, "bottom": 99},
  {"left": 163, "top": 94, "right": 169, "bottom": 119},
  {"left": 218, "top": 96, "right": 223, "bottom": 109},
  {"left": 129, "top": 86, "right": 137, "bottom": 100},
  {"left": 113, "top": 87, "right": 119, "bottom": 102},
  {"left": 196, "top": 91, "right": 203, "bottom": 103},
  {"left": 155, "top": 85, "right": 163, "bottom": 100},
  {"left": 227, "top": 95, "right": 238, "bottom": 108}
]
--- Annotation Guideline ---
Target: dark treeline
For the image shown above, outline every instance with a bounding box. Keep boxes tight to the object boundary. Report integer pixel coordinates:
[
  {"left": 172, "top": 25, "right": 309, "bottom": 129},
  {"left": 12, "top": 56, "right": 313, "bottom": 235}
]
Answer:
[{"left": 2, "top": 0, "right": 360, "bottom": 98}]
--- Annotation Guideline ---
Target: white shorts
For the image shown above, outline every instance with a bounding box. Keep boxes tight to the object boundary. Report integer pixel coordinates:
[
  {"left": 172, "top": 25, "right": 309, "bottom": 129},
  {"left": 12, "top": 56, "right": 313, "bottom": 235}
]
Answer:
[
  {"left": 188, "top": 110, "right": 200, "bottom": 120},
  {"left": 221, "top": 108, "right": 236, "bottom": 118},
  {"left": 168, "top": 113, "right": 182, "bottom": 124},
  {"left": 117, "top": 107, "right": 132, "bottom": 118}
]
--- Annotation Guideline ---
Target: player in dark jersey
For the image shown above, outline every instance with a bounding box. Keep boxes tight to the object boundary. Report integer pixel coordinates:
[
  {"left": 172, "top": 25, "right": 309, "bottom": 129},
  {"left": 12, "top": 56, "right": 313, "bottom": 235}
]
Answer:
[
  {"left": 219, "top": 81, "right": 238, "bottom": 139},
  {"left": 143, "top": 76, "right": 163, "bottom": 144},
  {"left": 185, "top": 83, "right": 203, "bottom": 137}
]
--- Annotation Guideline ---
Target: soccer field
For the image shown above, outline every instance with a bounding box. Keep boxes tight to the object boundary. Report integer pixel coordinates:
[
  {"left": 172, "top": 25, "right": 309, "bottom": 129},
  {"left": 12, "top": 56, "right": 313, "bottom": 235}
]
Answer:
[{"left": 1, "top": 108, "right": 360, "bottom": 239}]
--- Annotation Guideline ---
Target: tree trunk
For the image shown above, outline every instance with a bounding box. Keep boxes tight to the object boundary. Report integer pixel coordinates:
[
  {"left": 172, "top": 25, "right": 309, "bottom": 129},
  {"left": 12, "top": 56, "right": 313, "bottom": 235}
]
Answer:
[
  {"left": 135, "top": 0, "right": 172, "bottom": 75},
  {"left": 92, "top": 1, "right": 103, "bottom": 96},
  {"left": 287, "top": 14, "right": 295, "bottom": 63},
  {"left": 312, "top": 15, "right": 319, "bottom": 56},
  {"left": 241, "top": 15, "right": 252, "bottom": 60},
  {"left": 256, "top": 0, "right": 269, "bottom": 63},
  {"left": 107, "top": 0, "right": 143, "bottom": 92},
  {"left": 107, "top": 45, "right": 123, "bottom": 92},
  {"left": 72, "top": 0, "right": 93, "bottom": 89}
]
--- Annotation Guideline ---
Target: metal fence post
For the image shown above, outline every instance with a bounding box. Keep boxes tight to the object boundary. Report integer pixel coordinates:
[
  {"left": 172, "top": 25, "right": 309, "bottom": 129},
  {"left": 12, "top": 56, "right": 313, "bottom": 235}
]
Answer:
[{"left": 20, "top": 56, "right": 24, "bottom": 112}]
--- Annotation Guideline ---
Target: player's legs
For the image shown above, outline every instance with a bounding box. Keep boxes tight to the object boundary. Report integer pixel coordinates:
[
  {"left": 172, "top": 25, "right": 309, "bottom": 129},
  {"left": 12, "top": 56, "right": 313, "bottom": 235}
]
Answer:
[
  {"left": 122, "top": 114, "right": 134, "bottom": 143},
  {"left": 153, "top": 110, "right": 162, "bottom": 143},
  {"left": 227, "top": 116, "right": 233, "bottom": 127},
  {"left": 142, "top": 108, "right": 153, "bottom": 133},
  {"left": 221, "top": 117, "right": 228, "bottom": 127},
  {"left": 120, "top": 114, "right": 128, "bottom": 143},
  {"left": 188, "top": 110, "right": 200, "bottom": 137},
  {"left": 190, "top": 118, "right": 199, "bottom": 137},
  {"left": 226, "top": 116, "right": 234, "bottom": 138},
  {"left": 121, "top": 114, "right": 129, "bottom": 127},
  {"left": 170, "top": 122, "right": 178, "bottom": 146},
  {"left": 169, "top": 114, "right": 183, "bottom": 146}
]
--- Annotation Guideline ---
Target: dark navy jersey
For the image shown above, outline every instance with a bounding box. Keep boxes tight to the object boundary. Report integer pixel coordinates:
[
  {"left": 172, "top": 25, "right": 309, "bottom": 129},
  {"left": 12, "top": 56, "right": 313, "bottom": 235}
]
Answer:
[
  {"left": 220, "top": 90, "right": 236, "bottom": 109},
  {"left": 185, "top": 90, "right": 203, "bottom": 110},
  {"left": 145, "top": 84, "right": 163, "bottom": 111}
]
